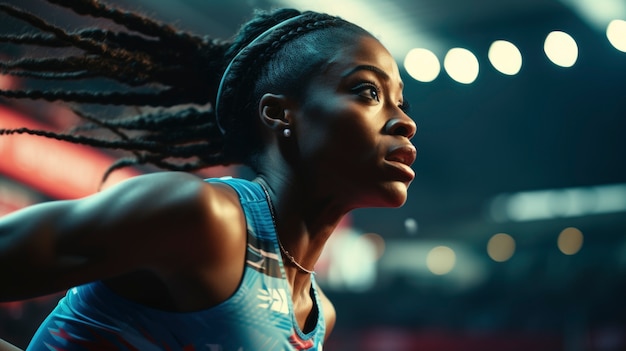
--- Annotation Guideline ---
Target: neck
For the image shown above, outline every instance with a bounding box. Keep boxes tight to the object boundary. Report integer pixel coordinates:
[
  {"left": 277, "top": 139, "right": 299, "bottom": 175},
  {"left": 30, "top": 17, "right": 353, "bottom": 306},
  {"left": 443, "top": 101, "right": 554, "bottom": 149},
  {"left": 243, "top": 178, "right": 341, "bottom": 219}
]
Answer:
[{"left": 254, "top": 171, "right": 348, "bottom": 291}]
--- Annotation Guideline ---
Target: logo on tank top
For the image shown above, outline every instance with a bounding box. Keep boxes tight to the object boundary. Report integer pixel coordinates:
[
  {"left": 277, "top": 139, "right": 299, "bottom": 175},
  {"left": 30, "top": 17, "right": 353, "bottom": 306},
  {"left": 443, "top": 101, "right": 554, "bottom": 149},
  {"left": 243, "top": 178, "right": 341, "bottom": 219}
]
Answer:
[{"left": 257, "top": 288, "right": 289, "bottom": 314}]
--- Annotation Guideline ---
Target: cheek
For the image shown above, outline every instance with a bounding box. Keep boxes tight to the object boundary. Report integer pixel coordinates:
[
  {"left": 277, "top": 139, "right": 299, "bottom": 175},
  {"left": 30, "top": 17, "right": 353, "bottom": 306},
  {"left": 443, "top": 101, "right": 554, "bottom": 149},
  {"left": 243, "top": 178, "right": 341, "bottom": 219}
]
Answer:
[
  {"left": 333, "top": 122, "right": 378, "bottom": 162},
  {"left": 297, "top": 106, "right": 380, "bottom": 168},
  {"left": 295, "top": 99, "right": 334, "bottom": 157}
]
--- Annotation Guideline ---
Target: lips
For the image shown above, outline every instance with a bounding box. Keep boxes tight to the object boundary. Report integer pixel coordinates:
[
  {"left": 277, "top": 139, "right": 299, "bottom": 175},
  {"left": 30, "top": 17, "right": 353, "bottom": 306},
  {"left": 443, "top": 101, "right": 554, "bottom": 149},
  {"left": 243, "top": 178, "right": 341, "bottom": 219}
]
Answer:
[
  {"left": 386, "top": 144, "right": 417, "bottom": 167},
  {"left": 385, "top": 144, "right": 417, "bottom": 181}
]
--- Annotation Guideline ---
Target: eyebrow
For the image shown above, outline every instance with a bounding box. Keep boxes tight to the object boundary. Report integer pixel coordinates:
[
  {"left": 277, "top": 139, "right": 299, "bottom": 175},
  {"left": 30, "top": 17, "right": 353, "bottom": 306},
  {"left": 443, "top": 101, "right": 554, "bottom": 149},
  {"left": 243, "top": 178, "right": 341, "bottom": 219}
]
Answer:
[{"left": 341, "top": 64, "right": 404, "bottom": 89}]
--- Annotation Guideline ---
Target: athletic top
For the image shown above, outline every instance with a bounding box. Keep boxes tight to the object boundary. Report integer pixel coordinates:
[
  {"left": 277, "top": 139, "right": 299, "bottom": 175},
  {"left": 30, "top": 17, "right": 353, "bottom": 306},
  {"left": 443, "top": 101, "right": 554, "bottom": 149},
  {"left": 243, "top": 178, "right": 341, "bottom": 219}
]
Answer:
[{"left": 27, "top": 177, "right": 326, "bottom": 351}]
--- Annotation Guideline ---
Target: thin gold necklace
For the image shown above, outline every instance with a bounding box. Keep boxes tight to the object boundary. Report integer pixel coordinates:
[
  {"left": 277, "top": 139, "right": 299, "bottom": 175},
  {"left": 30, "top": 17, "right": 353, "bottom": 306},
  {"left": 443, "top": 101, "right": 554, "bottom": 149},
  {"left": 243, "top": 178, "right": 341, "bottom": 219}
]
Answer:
[{"left": 257, "top": 181, "right": 315, "bottom": 275}]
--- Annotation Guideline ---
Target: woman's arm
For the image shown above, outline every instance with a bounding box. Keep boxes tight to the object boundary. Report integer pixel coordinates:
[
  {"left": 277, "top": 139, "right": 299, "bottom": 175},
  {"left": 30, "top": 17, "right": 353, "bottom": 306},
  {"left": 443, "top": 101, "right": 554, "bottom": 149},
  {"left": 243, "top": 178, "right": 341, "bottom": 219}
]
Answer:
[
  {"left": 0, "top": 338, "right": 22, "bottom": 351},
  {"left": 0, "top": 171, "right": 217, "bottom": 302}
]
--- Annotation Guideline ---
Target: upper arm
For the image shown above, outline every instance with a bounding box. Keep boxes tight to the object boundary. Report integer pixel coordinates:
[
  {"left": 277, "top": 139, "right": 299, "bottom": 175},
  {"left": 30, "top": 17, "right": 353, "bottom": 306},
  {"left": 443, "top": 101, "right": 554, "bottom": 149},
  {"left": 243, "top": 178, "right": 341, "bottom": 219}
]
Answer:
[{"left": 0, "top": 172, "right": 231, "bottom": 301}]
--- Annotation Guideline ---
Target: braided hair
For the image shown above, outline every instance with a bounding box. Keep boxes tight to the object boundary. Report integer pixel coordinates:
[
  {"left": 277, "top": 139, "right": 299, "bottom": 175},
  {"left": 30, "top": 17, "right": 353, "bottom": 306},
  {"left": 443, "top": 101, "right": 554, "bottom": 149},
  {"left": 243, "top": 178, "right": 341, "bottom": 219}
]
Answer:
[{"left": 0, "top": 1, "right": 372, "bottom": 181}]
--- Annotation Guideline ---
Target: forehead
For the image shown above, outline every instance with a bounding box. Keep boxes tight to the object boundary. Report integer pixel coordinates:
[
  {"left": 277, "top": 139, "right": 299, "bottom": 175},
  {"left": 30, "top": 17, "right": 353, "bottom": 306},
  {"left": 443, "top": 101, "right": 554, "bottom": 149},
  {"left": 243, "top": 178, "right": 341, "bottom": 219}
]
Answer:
[{"left": 322, "top": 35, "right": 401, "bottom": 85}]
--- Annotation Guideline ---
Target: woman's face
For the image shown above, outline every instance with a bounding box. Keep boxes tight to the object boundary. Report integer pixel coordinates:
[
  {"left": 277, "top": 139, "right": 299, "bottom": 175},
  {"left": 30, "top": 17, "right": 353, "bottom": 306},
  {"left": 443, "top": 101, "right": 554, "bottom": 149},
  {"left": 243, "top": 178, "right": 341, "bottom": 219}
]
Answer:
[{"left": 289, "top": 34, "right": 417, "bottom": 209}]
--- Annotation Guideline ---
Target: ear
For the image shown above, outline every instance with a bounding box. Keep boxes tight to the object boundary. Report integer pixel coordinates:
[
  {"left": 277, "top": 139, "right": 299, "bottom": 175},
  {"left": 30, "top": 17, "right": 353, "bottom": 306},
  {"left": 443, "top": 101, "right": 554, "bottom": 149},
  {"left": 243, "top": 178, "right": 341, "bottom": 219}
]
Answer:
[{"left": 258, "top": 93, "right": 290, "bottom": 132}]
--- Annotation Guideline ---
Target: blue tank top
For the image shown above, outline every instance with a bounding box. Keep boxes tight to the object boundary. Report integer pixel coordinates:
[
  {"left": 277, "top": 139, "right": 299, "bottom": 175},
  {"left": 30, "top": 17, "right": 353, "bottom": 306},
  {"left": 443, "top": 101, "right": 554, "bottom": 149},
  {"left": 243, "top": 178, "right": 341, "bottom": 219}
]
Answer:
[{"left": 27, "top": 177, "right": 326, "bottom": 350}]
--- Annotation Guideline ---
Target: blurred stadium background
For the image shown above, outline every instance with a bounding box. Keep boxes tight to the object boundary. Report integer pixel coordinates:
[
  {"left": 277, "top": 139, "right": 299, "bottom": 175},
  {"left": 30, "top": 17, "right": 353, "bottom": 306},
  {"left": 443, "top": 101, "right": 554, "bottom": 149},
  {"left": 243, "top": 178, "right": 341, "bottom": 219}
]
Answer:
[{"left": 1, "top": 0, "right": 625, "bottom": 350}]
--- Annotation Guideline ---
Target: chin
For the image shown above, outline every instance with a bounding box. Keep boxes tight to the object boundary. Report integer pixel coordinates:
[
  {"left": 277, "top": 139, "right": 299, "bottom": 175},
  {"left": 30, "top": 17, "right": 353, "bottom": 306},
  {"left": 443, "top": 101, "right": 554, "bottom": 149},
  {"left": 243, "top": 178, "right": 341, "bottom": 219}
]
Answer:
[
  {"left": 375, "top": 183, "right": 410, "bottom": 208},
  {"left": 386, "top": 193, "right": 408, "bottom": 208},
  {"left": 350, "top": 181, "right": 411, "bottom": 209}
]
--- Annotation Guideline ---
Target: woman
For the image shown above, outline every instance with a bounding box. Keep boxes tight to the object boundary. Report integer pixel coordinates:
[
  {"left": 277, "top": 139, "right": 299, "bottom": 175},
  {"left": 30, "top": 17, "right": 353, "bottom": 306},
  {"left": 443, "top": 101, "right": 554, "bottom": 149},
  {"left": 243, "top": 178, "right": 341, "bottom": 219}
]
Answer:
[{"left": 0, "top": 1, "right": 416, "bottom": 350}]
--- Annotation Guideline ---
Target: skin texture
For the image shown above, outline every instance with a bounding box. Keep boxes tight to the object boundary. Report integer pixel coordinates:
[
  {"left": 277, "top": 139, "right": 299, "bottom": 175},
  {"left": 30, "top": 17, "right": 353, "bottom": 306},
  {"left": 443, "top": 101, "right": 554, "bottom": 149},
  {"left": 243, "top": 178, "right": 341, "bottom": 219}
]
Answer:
[
  {"left": 0, "top": 338, "right": 22, "bottom": 351},
  {"left": 0, "top": 33, "right": 416, "bottom": 345}
]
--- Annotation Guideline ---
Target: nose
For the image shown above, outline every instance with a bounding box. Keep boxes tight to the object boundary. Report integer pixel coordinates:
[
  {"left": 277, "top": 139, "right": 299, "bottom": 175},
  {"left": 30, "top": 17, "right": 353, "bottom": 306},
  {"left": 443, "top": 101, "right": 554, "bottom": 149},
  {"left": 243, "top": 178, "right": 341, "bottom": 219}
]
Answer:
[{"left": 384, "top": 115, "right": 417, "bottom": 139}]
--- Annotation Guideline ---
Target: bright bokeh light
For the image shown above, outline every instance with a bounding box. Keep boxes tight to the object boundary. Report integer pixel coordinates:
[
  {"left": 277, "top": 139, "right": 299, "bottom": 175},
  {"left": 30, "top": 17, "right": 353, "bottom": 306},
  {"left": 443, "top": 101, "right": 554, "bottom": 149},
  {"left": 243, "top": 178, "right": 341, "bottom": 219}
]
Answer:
[
  {"left": 404, "top": 48, "right": 441, "bottom": 82},
  {"left": 544, "top": 31, "right": 579, "bottom": 67},
  {"left": 426, "top": 246, "right": 456, "bottom": 275},
  {"left": 404, "top": 217, "right": 419, "bottom": 236},
  {"left": 488, "top": 40, "right": 523, "bottom": 75},
  {"left": 607, "top": 19, "right": 626, "bottom": 52},
  {"left": 489, "top": 183, "right": 626, "bottom": 222},
  {"left": 443, "top": 48, "right": 479, "bottom": 84},
  {"left": 487, "top": 233, "right": 516, "bottom": 262},
  {"left": 558, "top": 227, "right": 584, "bottom": 255},
  {"left": 324, "top": 228, "right": 378, "bottom": 291},
  {"left": 361, "top": 232, "right": 386, "bottom": 260}
]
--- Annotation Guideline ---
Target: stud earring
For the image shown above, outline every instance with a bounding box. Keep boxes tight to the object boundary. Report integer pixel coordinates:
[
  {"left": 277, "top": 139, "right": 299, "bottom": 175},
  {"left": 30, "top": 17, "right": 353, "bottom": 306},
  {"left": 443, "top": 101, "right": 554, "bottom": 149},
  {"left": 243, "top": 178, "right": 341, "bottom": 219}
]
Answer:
[{"left": 283, "top": 128, "right": 291, "bottom": 137}]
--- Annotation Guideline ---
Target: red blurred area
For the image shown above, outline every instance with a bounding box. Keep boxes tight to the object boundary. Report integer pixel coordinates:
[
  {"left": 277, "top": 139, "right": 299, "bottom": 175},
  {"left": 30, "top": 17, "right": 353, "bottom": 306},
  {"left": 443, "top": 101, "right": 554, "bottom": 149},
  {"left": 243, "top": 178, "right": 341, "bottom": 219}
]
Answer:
[
  {"left": 0, "top": 105, "right": 139, "bottom": 199},
  {"left": 0, "top": 180, "right": 40, "bottom": 217}
]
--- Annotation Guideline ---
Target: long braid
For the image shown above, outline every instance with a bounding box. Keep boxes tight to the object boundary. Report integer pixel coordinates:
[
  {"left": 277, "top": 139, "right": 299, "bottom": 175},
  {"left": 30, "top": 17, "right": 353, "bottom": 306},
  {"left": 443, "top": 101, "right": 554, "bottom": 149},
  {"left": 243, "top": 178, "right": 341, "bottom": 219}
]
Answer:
[
  {"left": 47, "top": 0, "right": 202, "bottom": 47},
  {"left": 69, "top": 108, "right": 133, "bottom": 142},
  {"left": 0, "top": 127, "right": 172, "bottom": 154},
  {"left": 1, "top": 56, "right": 158, "bottom": 86},
  {"left": 0, "top": 88, "right": 196, "bottom": 106},
  {"left": 0, "top": 70, "right": 94, "bottom": 80},
  {"left": 0, "top": 28, "right": 201, "bottom": 84},
  {"left": 70, "top": 108, "right": 147, "bottom": 186},
  {"left": 0, "top": 2, "right": 359, "bottom": 182},
  {"left": 0, "top": 33, "right": 68, "bottom": 47},
  {"left": 0, "top": 4, "right": 150, "bottom": 66},
  {"left": 2, "top": 56, "right": 128, "bottom": 79},
  {"left": 72, "top": 108, "right": 212, "bottom": 132},
  {"left": 0, "top": 3, "right": 223, "bottom": 98}
]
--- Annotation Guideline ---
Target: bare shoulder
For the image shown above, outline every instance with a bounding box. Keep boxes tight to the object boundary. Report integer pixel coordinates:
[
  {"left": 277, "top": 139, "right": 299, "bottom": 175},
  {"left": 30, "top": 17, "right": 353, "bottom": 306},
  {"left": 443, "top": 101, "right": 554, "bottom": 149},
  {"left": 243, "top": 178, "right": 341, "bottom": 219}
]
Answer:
[
  {"left": 176, "top": 176, "right": 248, "bottom": 269},
  {"left": 97, "top": 171, "right": 240, "bottom": 230},
  {"left": 102, "top": 173, "right": 249, "bottom": 308},
  {"left": 109, "top": 172, "right": 247, "bottom": 269},
  {"left": 316, "top": 284, "right": 337, "bottom": 341}
]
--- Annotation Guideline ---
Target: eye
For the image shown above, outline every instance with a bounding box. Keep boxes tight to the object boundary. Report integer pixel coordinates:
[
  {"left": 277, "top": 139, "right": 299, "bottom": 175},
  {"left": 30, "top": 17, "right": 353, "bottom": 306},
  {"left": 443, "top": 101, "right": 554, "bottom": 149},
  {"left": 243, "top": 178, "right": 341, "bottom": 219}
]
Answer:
[{"left": 352, "top": 82, "right": 381, "bottom": 103}]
